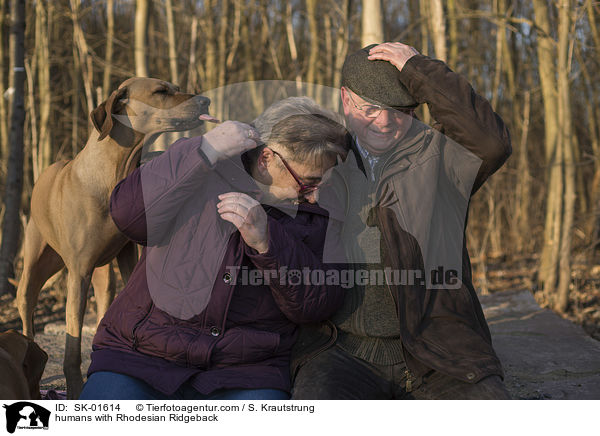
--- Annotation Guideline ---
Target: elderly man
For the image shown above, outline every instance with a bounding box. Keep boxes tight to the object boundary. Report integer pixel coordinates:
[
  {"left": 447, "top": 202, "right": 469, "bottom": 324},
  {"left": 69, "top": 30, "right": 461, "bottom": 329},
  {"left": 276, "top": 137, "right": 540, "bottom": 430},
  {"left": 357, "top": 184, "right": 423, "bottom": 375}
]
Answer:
[{"left": 291, "top": 42, "right": 513, "bottom": 400}]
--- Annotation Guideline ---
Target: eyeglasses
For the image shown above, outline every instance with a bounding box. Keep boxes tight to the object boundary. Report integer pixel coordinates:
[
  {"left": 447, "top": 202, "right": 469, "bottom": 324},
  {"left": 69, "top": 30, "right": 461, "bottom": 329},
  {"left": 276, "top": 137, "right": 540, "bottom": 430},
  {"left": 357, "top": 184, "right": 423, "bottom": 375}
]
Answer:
[
  {"left": 346, "top": 91, "right": 414, "bottom": 119},
  {"left": 271, "top": 150, "right": 319, "bottom": 195}
]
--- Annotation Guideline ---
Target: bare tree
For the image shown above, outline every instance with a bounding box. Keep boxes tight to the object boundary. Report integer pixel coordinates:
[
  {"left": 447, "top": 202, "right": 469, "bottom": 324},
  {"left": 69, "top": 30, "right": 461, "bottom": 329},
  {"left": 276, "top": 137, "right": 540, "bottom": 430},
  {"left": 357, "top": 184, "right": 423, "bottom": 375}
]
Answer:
[
  {"left": 34, "top": 0, "right": 51, "bottom": 180},
  {"left": 533, "top": 0, "right": 560, "bottom": 298},
  {"left": 306, "top": 0, "right": 319, "bottom": 97},
  {"left": 429, "top": 0, "right": 447, "bottom": 61},
  {"left": 102, "top": 0, "right": 114, "bottom": 100},
  {"left": 286, "top": 1, "right": 302, "bottom": 93},
  {"left": 71, "top": 0, "right": 95, "bottom": 116},
  {"left": 187, "top": 7, "right": 199, "bottom": 91},
  {"left": 331, "top": 0, "right": 350, "bottom": 110},
  {"left": 165, "top": 0, "right": 178, "bottom": 83},
  {"left": 446, "top": 0, "right": 458, "bottom": 69},
  {"left": 554, "top": 0, "right": 575, "bottom": 313},
  {"left": 362, "top": 0, "right": 383, "bottom": 46},
  {"left": 135, "top": 0, "right": 150, "bottom": 77},
  {"left": 0, "top": 0, "right": 25, "bottom": 296},
  {"left": 0, "top": 0, "right": 8, "bottom": 159},
  {"left": 533, "top": 0, "right": 576, "bottom": 312}
]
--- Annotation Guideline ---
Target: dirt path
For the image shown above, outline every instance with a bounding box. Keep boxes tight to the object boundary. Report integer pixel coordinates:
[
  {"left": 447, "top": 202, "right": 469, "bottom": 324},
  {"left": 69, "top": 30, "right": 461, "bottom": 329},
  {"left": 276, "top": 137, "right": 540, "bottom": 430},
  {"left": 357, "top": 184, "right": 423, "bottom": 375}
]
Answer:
[
  {"left": 3, "top": 287, "right": 600, "bottom": 398},
  {"left": 481, "top": 289, "right": 600, "bottom": 399}
]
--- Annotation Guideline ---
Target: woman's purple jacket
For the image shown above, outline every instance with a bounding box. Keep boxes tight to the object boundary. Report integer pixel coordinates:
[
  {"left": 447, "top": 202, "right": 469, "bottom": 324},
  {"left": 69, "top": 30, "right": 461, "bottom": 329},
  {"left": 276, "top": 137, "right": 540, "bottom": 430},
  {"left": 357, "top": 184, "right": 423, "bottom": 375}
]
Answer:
[{"left": 88, "top": 136, "right": 346, "bottom": 395}]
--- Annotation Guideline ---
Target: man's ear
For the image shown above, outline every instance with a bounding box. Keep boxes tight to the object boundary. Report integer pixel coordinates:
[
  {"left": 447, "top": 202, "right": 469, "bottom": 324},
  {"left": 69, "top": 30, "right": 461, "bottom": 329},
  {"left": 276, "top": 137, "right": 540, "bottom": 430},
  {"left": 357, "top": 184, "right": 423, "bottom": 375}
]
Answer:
[
  {"left": 91, "top": 87, "right": 128, "bottom": 140},
  {"left": 340, "top": 87, "right": 352, "bottom": 115}
]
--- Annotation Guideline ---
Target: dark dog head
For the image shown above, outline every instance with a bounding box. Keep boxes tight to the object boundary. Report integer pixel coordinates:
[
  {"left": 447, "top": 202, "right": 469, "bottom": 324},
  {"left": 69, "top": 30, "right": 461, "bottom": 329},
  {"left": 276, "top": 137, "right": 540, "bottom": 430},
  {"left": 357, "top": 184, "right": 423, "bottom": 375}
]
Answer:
[{"left": 0, "top": 331, "right": 48, "bottom": 400}]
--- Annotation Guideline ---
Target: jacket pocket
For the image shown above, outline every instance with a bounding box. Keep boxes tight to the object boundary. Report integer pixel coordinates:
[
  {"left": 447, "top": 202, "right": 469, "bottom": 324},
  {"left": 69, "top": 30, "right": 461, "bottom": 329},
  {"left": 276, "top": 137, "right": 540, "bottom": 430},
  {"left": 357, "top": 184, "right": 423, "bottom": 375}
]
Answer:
[{"left": 210, "top": 327, "right": 281, "bottom": 365}]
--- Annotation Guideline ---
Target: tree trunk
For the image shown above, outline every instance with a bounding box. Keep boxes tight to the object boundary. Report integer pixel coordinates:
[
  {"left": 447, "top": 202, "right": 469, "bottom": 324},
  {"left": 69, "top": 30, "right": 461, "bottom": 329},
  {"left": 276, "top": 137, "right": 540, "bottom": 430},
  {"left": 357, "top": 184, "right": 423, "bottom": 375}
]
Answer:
[
  {"left": 324, "top": 12, "right": 333, "bottom": 85},
  {"left": 331, "top": 0, "right": 350, "bottom": 110},
  {"left": 306, "top": 0, "right": 319, "bottom": 98},
  {"left": 586, "top": 0, "right": 600, "bottom": 56},
  {"left": 216, "top": 0, "right": 229, "bottom": 121},
  {"left": 24, "top": 59, "right": 36, "bottom": 197},
  {"left": 514, "top": 90, "right": 531, "bottom": 253},
  {"left": 202, "top": 0, "right": 216, "bottom": 91},
  {"left": 0, "top": 0, "right": 25, "bottom": 296},
  {"left": 71, "top": 34, "right": 80, "bottom": 157},
  {"left": 0, "top": 0, "right": 8, "bottom": 160},
  {"left": 429, "top": 0, "right": 447, "bottom": 62},
  {"left": 102, "top": 0, "right": 114, "bottom": 100},
  {"left": 286, "top": 1, "right": 302, "bottom": 94},
  {"left": 533, "top": 0, "right": 560, "bottom": 296},
  {"left": 260, "top": 2, "right": 282, "bottom": 82},
  {"left": 70, "top": 0, "right": 95, "bottom": 117},
  {"left": 225, "top": 0, "right": 241, "bottom": 71},
  {"left": 361, "top": 0, "right": 383, "bottom": 47},
  {"left": 187, "top": 11, "right": 198, "bottom": 91},
  {"left": 135, "top": 0, "right": 150, "bottom": 77},
  {"left": 35, "top": 0, "right": 51, "bottom": 180},
  {"left": 577, "top": 42, "right": 600, "bottom": 251},
  {"left": 419, "top": 0, "right": 430, "bottom": 124},
  {"left": 165, "top": 0, "right": 178, "bottom": 83},
  {"left": 446, "top": 0, "right": 458, "bottom": 69},
  {"left": 555, "top": 0, "right": 575, "bottom": 313},
  {"left": 241, "top": 10, "right": 263, "bottom": 115},
  {"left": 491, "top": 0, "right": 502, "bottom": 110}
]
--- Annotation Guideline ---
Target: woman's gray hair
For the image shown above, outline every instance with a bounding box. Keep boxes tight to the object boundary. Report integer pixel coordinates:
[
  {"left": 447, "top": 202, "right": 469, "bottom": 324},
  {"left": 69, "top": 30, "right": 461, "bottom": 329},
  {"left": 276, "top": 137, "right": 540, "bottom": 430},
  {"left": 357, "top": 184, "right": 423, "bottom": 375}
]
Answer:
[
  {"left": 250, "top": 97, "right": 350, "bottom": 165},
  {"left": 253, "top": 97, "right": 345, "bottom": 140}
]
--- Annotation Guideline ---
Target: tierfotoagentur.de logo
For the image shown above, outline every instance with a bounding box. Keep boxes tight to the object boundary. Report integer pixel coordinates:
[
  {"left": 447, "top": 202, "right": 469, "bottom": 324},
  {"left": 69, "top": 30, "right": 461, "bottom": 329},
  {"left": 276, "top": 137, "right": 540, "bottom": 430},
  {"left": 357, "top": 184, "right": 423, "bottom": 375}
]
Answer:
[
  {"left": 2, "top": 402, "right": 50, "bottom": 433},
  {"left": 225, "top": 265, "right": 460, "bottom": 289}
]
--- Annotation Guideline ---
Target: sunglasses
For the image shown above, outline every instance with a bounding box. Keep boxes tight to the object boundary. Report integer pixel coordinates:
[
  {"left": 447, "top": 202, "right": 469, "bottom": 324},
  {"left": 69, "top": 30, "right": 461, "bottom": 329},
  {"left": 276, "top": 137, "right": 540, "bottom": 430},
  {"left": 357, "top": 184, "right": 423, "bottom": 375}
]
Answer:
[
  {"left": 347, "top": 91, "right": 414, "bottom": 118},
  {"left": 271, "top": 150, "right": 319, "bottom": 195}
]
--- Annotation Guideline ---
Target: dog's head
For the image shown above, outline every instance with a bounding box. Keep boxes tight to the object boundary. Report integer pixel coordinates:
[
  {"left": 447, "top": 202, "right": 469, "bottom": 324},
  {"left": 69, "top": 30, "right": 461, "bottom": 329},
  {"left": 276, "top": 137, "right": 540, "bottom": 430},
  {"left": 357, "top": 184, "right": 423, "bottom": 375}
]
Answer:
[
  {"left": 0, "top": 331, "right": 48, "bottom": 400},
  {"left": 91, "top": 77, "right": 211, "bottom": 141}
]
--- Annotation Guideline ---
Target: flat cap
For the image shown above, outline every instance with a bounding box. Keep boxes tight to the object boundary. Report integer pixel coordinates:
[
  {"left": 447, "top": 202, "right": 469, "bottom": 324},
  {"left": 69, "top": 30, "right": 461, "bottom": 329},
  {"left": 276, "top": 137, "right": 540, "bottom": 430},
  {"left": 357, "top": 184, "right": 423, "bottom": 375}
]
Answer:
[{"left": 341, "top": 44, "right": 418, "bottom": 109}]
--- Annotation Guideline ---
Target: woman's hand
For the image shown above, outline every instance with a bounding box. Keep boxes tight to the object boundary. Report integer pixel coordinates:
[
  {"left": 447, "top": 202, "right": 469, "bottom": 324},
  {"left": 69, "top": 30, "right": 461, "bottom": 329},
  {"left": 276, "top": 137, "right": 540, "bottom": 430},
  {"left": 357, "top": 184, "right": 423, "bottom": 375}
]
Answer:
[
  {"left": 201, "top": 121, "right": 261, "bottom": 165},
  {"left": 217, "top": 192, "right": 269, "bottom": 253}
]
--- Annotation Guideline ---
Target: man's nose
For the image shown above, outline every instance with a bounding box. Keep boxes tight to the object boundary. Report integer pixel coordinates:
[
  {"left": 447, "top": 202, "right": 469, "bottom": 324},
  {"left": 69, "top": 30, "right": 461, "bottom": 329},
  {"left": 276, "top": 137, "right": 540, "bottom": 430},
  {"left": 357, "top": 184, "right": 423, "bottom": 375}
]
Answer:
[{"left": 373, "top": 108, "right": 394, "bottom": 126}]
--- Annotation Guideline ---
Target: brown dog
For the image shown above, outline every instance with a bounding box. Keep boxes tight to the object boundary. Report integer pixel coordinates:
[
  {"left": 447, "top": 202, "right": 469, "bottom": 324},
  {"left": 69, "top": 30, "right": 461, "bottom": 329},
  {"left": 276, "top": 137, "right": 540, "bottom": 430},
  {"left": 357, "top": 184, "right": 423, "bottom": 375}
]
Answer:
[
  {"left": 0, "top": 330, "right": 48, "bottom": 400},
  {"left": 16, "top": 78, "right": 211, "bottom": 398}
]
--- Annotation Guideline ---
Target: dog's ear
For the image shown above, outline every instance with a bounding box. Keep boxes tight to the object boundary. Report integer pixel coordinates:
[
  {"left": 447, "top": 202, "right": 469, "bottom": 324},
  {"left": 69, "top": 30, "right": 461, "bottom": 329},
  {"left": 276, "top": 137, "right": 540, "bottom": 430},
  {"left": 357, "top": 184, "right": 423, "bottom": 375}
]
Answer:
[{"left": 91, "top": 87, "right": 128, "bottom": 141}]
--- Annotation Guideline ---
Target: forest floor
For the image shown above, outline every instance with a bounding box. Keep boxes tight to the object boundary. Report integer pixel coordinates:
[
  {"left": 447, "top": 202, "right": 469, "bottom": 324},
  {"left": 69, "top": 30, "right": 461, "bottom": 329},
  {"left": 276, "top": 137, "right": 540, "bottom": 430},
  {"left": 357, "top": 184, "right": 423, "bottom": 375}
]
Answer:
[
  {"left": 472, "top": 254, "right": 600, "bottom": 341},
  {"left": 0, "top": 256, "right": 599, "bottom": 398}
]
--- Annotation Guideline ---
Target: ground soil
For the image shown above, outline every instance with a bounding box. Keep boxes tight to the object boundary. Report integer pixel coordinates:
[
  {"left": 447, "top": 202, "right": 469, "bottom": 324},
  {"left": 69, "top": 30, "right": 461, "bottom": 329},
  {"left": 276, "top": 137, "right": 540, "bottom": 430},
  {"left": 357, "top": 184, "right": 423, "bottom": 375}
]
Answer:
[{"left": 1, "top": 256, "right": 599, "bottom": 392}]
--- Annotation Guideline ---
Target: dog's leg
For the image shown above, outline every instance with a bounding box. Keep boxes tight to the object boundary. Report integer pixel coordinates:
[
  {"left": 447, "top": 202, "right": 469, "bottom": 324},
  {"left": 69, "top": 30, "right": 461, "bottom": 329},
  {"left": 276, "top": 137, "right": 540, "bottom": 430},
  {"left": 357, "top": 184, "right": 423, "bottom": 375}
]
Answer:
[
  {"left": 116, "top": 240, "right": 138, "bottom": 284},
  {"left": 17, "top": 219, "right": 64, "bottom": 338},
  {"left": 91, "top": 264, "right": 115, "bottom": 326},
  {"left": 64, "top": 269, "right": 92, "bottom": 399}
]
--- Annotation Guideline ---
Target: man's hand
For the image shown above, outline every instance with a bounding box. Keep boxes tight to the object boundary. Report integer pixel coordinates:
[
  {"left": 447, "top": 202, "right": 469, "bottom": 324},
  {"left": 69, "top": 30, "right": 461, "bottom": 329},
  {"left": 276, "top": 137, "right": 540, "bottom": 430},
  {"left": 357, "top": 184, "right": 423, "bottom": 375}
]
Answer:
[
  {"left": 201, "top": 121, "right": 260, "bottom": 165},
  {"left": 368, "top": 42, "right": 420, "bottom": 72},
  {"left": 217, "top": 192, "right": 269, "bottom": 253}
]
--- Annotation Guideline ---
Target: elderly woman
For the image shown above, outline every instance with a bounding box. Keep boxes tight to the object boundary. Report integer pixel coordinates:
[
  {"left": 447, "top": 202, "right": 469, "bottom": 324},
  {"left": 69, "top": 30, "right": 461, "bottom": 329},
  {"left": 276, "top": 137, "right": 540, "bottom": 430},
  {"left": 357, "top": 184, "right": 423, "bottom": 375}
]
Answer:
[{"left": 79, "top": 98, "right": 350, "bottom": 400}]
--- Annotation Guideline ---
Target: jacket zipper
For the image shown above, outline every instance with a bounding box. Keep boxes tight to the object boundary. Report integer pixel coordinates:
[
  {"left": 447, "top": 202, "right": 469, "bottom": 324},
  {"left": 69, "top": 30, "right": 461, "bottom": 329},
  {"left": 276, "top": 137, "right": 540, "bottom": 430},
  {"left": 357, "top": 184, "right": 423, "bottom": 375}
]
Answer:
[
  {"left": 131, "top": 303, "right": 154, "bottom": 350},
  {"left": 405, "top": 369, "right": 414, "bottom": 392}
]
